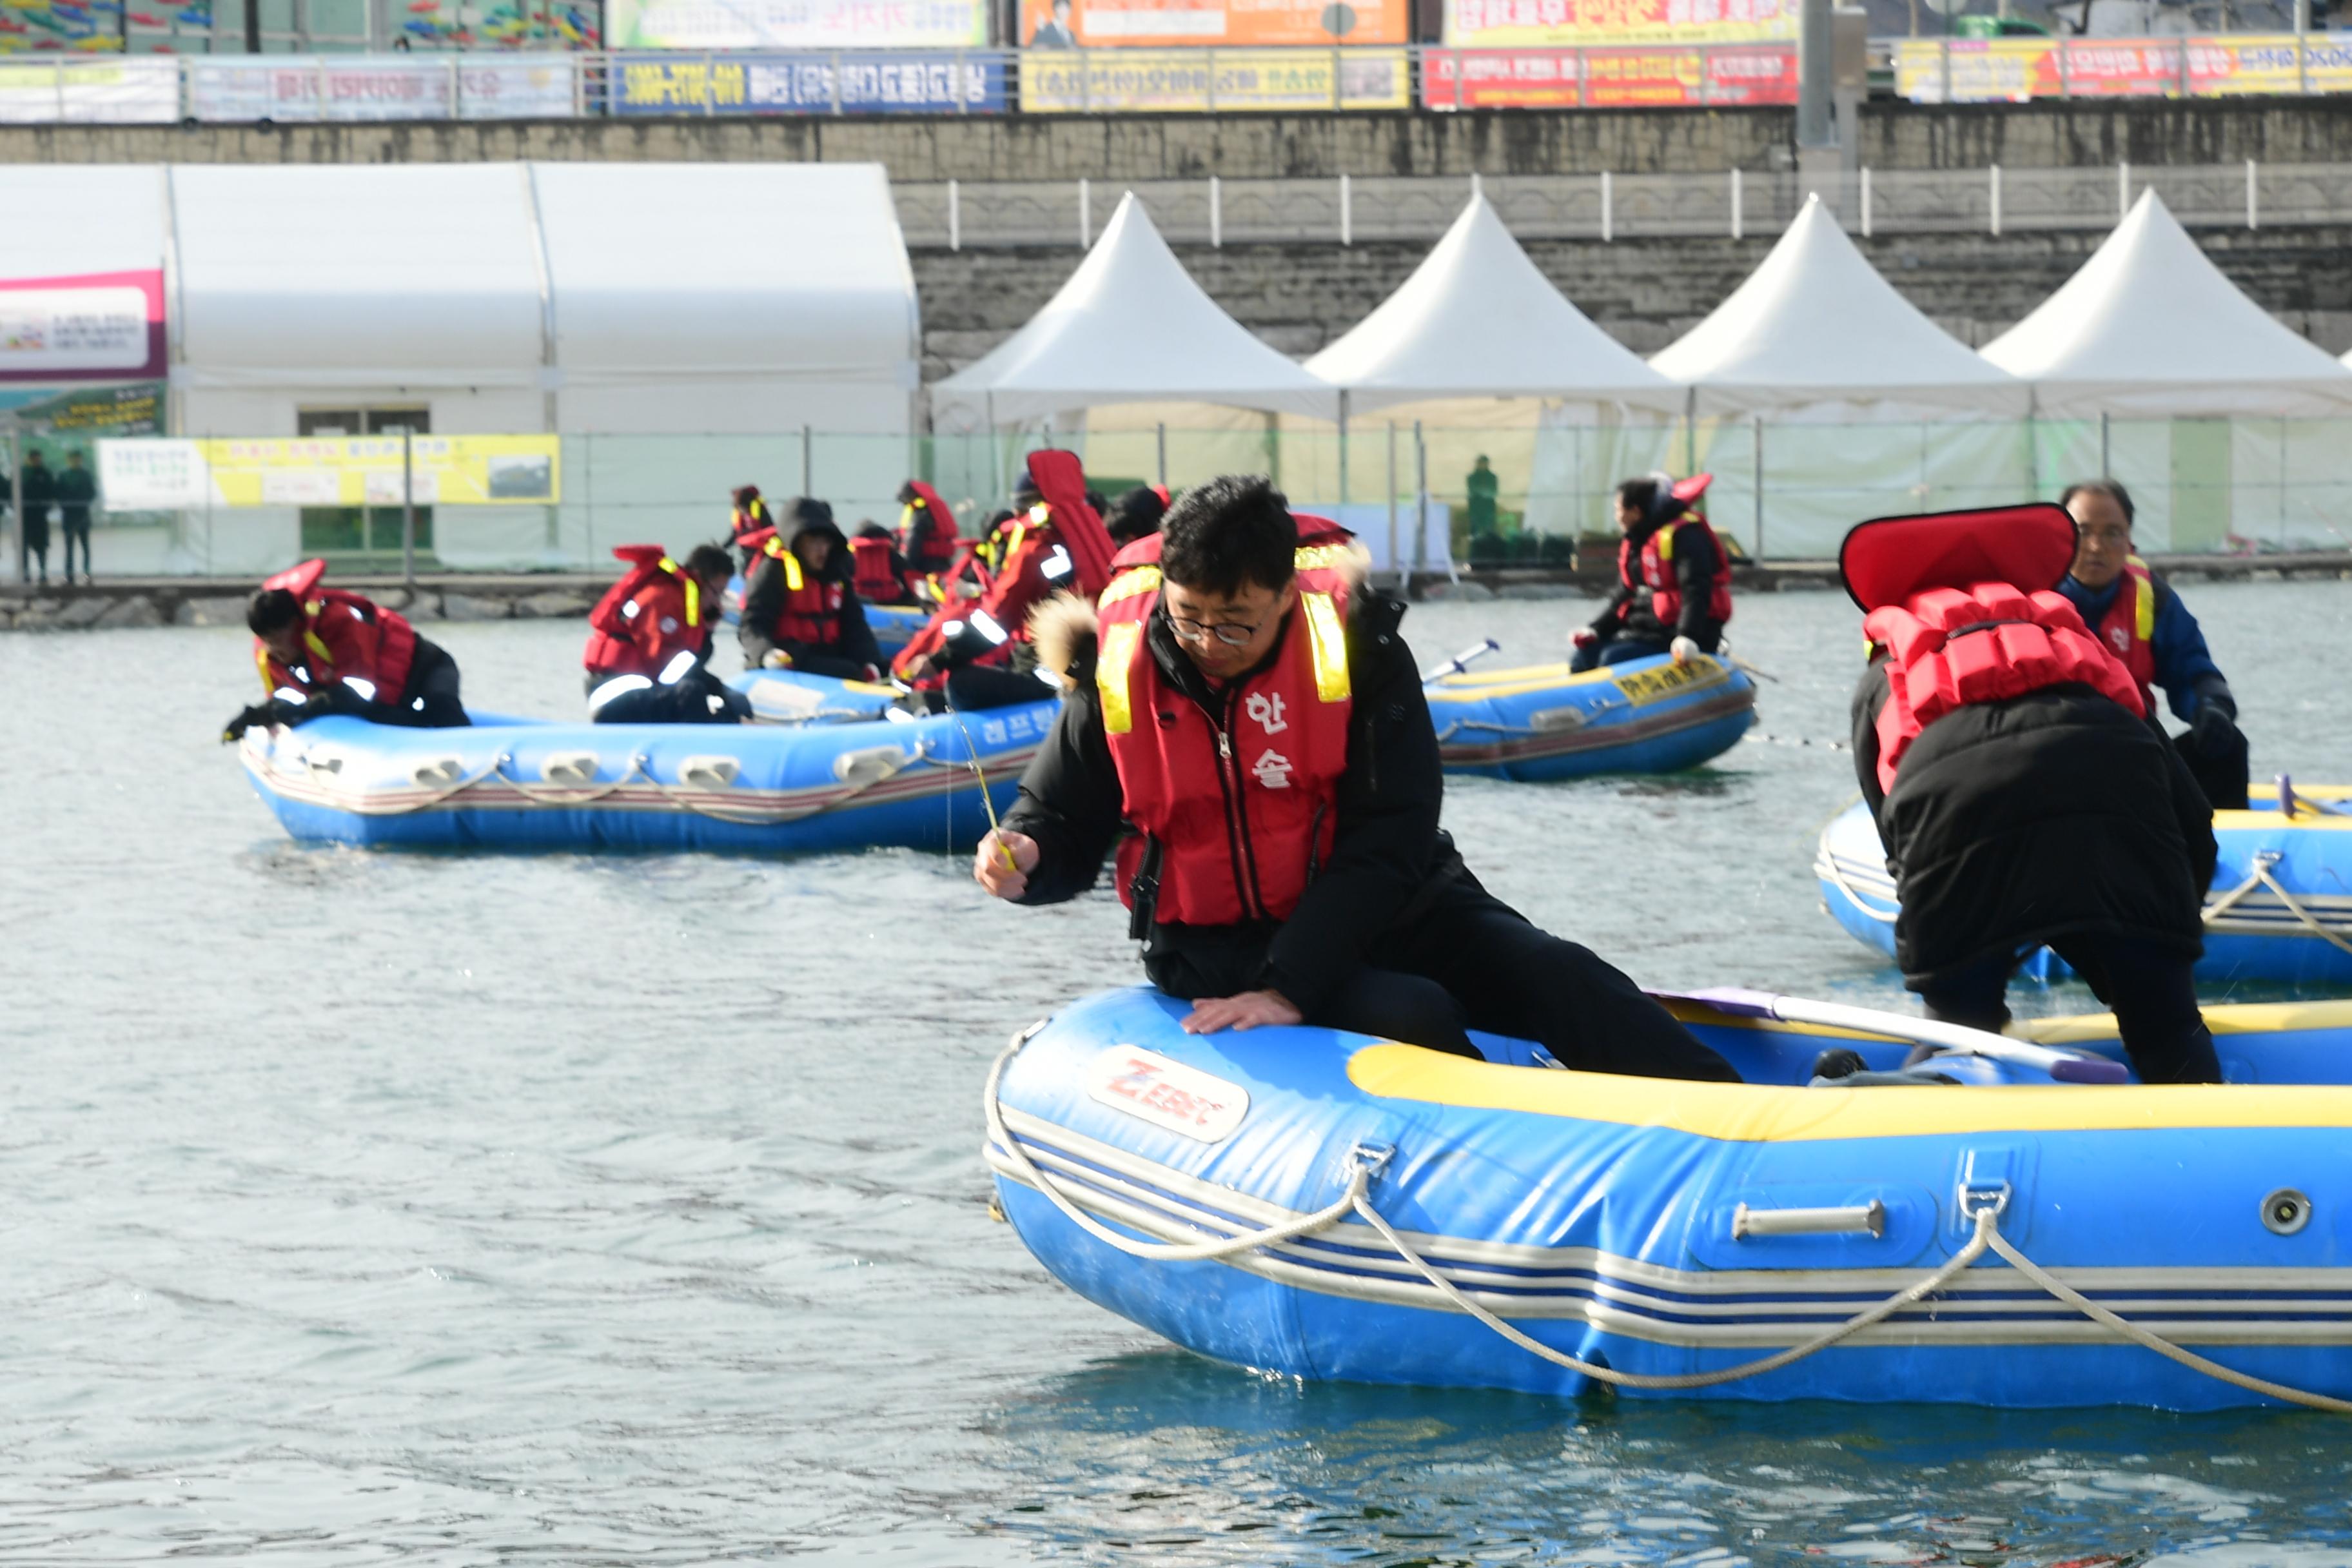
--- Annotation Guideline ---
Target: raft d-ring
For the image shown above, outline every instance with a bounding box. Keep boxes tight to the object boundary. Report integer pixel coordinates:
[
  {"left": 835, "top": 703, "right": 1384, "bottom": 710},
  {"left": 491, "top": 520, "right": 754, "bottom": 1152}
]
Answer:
[
  {"left": 1957, "top": 1179, "right": 2012, "bottom": 1219},
  {"left": 2262, "top": 1188, "right": 2314, "bottom": 1236},
  {"left": 1349, "top": 1141, "right": 1396, "bottom": 1179}
]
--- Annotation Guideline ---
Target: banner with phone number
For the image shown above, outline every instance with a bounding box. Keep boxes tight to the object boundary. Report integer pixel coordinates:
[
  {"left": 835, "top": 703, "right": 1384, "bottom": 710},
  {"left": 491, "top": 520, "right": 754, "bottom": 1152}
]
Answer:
[
  {"left": 1423, "top": 43, "right": 1794, "bottom": 106},
  {"left": 97, "top": 436, "right": 562, "bottom": 513},
  {"left": 1895, "top": 34, "right": 2352, "bottom": 102}
]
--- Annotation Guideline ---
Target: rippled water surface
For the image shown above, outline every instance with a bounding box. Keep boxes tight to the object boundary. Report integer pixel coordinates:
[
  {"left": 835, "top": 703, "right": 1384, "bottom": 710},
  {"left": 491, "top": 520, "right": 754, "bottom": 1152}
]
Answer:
[{"left": 3, "top": 582, "right": 2349, "bottom": 1565}]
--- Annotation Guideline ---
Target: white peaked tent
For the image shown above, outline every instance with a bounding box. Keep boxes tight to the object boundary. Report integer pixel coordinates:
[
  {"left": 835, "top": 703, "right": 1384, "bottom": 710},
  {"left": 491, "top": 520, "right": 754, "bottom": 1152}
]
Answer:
[
  {"left": 1651, "top": 194, "right": 2029, "bottom": 418},
  {"left": 930, "top": 192, "right": 1338, "bottom": 430},
  {"left": 1304, "top": 194, "right": 1680, "bottom": 415},
  {"left": 1984, "top": 189, "right": 2352, "bottom": 418}
]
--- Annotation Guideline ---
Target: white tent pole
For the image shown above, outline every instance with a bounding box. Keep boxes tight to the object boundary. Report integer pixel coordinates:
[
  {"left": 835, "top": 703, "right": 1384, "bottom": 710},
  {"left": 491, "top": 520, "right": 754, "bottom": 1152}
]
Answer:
[
  {"left": 2100, "top": 411, "right": 2111, "bottom": 480},
  {"left": 1751, "top": 412, "right": 1765, "bottom": 561},
  {"left": 801, "top": 424, "right": 813, "bottom": 495},
  {"left": 1337, "top": 390, "right": 1350, "bottom": 507},
  {"left": 401, "top": 426, "right": 416, "bottom": 591},
  {"left": 1683, "top": 386, "right": 1698, "bottom": 473},
  {"left": 1386, "top": 422, "right": 1398, "bottom": 581},
  {"left": 1412, "top": 418, "right": 1427, "bottom": 577},
  {"left": 1156, "top": 422, "right": 1167, "bottom": 487}
]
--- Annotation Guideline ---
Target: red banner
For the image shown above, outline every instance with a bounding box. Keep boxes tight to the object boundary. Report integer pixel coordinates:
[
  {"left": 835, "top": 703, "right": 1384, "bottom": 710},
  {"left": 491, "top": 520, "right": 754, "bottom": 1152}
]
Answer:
[{"left": 1422, "top": 44, "right": 1794, "bottom": 106}]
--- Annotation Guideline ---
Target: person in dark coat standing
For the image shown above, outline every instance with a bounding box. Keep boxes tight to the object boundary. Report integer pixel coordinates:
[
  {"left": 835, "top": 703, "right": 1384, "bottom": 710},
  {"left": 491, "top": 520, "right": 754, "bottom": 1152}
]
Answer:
[
  {"left": 18, "top": 448, "right": 55, "bottom": 585},
  {"left": 2057, "top": 479, "right": 2248, "bottom": 809},
  {"left": 971, "top": 475, "right": 1738, "bottom": 1082},
  {"left": 55, "top": 450, "right": 97, "bottom": 585},
  {"left": 1843, "top": 504, "right": 2219, "bottom": 1085}
]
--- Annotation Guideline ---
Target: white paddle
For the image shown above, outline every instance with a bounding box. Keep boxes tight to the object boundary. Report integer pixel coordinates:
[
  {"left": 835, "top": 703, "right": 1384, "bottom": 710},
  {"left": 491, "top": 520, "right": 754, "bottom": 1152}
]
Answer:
[
  {"left": 1420, "top": 638, "right": 1501, "bottom": 683},
  {"left": 1660, "top": 986, "right": 2131, "bottom": 1085}
]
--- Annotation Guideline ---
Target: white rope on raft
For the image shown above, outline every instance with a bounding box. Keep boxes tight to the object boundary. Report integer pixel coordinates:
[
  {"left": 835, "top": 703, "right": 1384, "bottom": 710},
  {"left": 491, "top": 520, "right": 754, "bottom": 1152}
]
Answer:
[
  {"left": 984, "top": 1029, "right": 2352, "bottom": 1411},
  {"left": 2205, "top": 850, "right": 2352, "bottom": 959}
]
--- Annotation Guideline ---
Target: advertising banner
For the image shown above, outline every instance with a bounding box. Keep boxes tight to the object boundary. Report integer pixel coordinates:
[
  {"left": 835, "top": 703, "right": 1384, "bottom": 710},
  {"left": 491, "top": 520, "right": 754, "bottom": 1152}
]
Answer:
[
  {"left": 1, "top": 270, "right": 167, "bottom": 387},
  {"left": 1443, "top": 0, "right": 1794, "bottom": 48},
  {"left": 98, "top": 435, "right": 562, "bottom": 513},
  {"left": 1422, "top": 42, "right": 1794, "bottom": 104},
  {"left": 1893, "top": 35, "right": 2352, "bottom": 101},
  {"left": 1019, "top": 46, "right": 1410, "bottom": 110},
  {"left": 607, "top": 0, "right": 987, "bottom": 50},
  {"left": 1015, "top": 0, "right": 1407, "bottom": 48},
  {"left": 186, "top": 58, "right": 576, "bottom": 122},
  {"left": 613, "top": 52, "right": 1006, "bottom": 113},
  {"left": 0, "top": 59, "right": 179, "bottom": 126},
  {"left": 8, "top": 381, "right": 164, "bottom": 437}
]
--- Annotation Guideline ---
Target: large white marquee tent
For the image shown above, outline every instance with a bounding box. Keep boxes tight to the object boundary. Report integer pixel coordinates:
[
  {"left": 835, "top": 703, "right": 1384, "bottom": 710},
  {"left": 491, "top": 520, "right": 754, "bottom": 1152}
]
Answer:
[{"left": 1, "top": 161, "right": 919, "bottom": 573}]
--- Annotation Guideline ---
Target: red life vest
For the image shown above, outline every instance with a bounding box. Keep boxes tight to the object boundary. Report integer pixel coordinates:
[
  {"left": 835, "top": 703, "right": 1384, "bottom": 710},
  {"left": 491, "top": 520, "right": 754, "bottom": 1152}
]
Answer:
[
  {"left": 730, "top": 496, "right": 773, "bottom": 556},
  {"left": 849, "top": 536, "right": 910, "bottom": 604},
  {"left": 1865, "top": 580, "right": 2148, "bottom": 794},
  {"left": 1620, "top": 516, "right": 1734, "bottom": 629},
  {"left": 899, "top": 482, "right": 961, "bottom": 575},
  {"left": 892, "top": 508, "right": 1062, "bottom": 683},
  {"left": 582, "top": 545, "right": 703, "bottom": 680},
  {"left": 2092, "top": 558, "right": 2159, "bottom": 694},
  {"left": 1096, "top": 524, "right": 1358, "bottom": 928},
  {"left": 252, "top": 561, "right": 416, "bottom": 701},
  {"left": 754, "top": 534, "right": 845, "bottom": 648}
]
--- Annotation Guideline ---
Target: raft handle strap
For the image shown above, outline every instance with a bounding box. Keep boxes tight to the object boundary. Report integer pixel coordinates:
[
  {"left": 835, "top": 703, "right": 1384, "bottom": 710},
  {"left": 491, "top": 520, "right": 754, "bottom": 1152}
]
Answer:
[
  {"left": 988, "top": 1028, "right": 2352, "bottom": 1411},
  {"left": 2204, "top": 850, "right": 2352, "bottom": 958}
]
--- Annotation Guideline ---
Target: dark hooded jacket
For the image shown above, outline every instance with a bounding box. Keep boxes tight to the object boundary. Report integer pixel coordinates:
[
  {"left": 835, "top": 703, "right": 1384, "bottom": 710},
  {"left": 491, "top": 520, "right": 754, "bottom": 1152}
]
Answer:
[
  {"left": 1852, "top": 666, "right": 2217, "bottom": 986},
  {"left": 739, "top": 497, "right": 883, "bottom": 676},
  {"left": 1000, "top": 584, "right": 1467, "bottom": 1015},
  {"left": 1589, "top": 511, "right": 1725, "bottom": 646}
]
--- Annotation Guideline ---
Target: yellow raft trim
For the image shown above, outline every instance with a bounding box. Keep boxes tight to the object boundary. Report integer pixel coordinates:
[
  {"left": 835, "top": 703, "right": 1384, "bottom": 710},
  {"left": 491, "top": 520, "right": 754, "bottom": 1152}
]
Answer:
[
  {"left": 1346, "top": 1001, "right": 2352, "bottom": 1141},
  {"left": 2017, "top": 999, "right": 2352, "bottom": 1046},
  {"left": 1425, "top": 655, "right": 1732, "bottom": 705}
]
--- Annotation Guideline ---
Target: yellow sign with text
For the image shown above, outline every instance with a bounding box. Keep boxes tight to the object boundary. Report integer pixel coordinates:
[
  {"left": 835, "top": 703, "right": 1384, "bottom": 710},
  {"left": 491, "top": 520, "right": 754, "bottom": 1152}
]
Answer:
[
  {"left": 1019, "top": 47, "right": 1411, "bottom": 111},
  {"left": 98, "top": 435, "right": 560, "bottom": 510}
]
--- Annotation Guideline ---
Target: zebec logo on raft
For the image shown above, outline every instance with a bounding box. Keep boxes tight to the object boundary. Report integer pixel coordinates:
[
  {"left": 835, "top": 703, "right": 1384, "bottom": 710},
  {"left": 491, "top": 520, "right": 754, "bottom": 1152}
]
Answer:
[{"left": 1086, "top": 1047, "right": 1251, "bottom": 1143}]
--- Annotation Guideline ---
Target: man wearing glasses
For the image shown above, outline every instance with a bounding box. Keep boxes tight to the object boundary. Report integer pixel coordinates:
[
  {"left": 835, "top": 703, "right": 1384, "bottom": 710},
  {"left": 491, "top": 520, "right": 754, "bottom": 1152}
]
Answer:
[{"left": 972, "top": 475, "right": 1736, "bottom": 1082}]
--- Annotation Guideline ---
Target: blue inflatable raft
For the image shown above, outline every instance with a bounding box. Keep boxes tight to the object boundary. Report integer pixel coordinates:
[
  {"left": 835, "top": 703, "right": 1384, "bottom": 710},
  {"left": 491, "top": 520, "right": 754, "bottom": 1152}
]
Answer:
[
  {"left": 986, "top": 986, "right": 2352, "bottom": 1411},
  {"left": 236, "top": 677, "right": 1052, "bottom": 855},
  {"left": 1426, "top": 652, "right": 1757, "bottom": 781},
  {"left": 1817, "top": 784, "right": 2352, "bottom": 987}
]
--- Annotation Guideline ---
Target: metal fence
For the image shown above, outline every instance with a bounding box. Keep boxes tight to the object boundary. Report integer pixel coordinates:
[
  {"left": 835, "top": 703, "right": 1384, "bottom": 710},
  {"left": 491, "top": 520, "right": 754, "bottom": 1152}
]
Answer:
[
  {"left": 897, "top": 161, "right": 2352, "bottom": 249},
  {"left": 5, "top": 41, "right": 2352, "bottom": 126}
]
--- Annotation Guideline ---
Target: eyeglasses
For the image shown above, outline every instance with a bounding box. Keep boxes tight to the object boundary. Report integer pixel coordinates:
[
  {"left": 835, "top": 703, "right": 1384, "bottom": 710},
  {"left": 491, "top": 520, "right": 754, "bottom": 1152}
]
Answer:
[{"left": 1165, "top": 612, "right": 1264, "bottom": 648}]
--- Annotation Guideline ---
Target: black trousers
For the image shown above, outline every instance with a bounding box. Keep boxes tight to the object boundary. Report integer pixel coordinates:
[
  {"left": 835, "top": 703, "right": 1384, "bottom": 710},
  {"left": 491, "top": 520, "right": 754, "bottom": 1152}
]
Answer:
[
  {"left": 944, "top": 662, "right": 1049, "bottom": 711},
  {"left": 587, "top": 666, "right": 746, "bottom": 725},
  {"left": 2175, "top": 725, "right": 2250, "bottom": 811},
  {"left": 1146, "top": 876, "right": 1740, "bottom": 1083},
  {"left": 1913, "top": 932, "right": 2220, "bottom": 1084},
  {"left": 330, "top": 637, "right": 468, "bottom": 728},
  {"left": 1568, "top": 633, "right": 1669, "bottom": 674},
  {"left": 60, "top": 510, "right": 91, "bottom": 579}
]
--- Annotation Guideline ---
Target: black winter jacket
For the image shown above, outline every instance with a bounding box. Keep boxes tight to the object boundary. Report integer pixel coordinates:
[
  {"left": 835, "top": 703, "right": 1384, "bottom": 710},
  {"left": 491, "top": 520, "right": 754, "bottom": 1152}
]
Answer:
[
  {"left": 999, "top": 589, "right": 1461, "bottom": 1014},
  {"left": 1852, "top": 665, "right": 2217, "bottom": 986},
  {"left": 738, "top": 518, "right": 884, "bottom": 677}
]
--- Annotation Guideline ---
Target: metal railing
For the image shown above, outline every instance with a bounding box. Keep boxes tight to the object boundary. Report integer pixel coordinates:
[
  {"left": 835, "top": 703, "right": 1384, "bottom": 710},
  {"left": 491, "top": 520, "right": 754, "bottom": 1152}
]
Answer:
[
  {"left": 5, "top": 39, "right": 2351, "bottom": 126},
  {"left": 898, "top": 161, "right": 2352, "bottom": 248}
]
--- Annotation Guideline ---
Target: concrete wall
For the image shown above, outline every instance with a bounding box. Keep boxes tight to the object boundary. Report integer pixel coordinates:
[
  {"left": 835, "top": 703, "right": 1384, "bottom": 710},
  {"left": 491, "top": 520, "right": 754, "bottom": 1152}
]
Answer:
[
  {"left": 12, "top": 97, "right": 2352, "bottom": 179},
  {"left": 915, "top": 222, "right": 2352, "bottom": 381}
]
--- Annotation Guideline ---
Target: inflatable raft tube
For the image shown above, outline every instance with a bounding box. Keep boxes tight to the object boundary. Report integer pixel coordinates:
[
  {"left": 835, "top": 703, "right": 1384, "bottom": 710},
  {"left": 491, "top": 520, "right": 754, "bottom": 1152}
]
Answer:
[
  {"left": 1427, "top": 652, "right": 1757, "bottom": 781},
  {"left": 1817, "top": 785, "right": 2352, "bottom": 987},
  {"left": 236, "top": 691, "right": 1050, "bottom": 855},
  {"left": 986, "top": 986, "right": 2352, "bottom": 1410}
]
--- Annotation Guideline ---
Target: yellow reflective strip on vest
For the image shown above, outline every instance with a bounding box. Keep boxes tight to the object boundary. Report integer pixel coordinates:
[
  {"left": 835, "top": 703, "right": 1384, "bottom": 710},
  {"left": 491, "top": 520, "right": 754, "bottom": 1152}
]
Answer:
[
  {"left": 1654, "top": 525, "right": 1677, "bottom": 562},
  {"left": 683, "top": 574, "right": 700, "bottom": 628},
  {"left": 782, "top": 550, "right": 805, "bottom": 593},
  {"left": 1098, "top": 565, "right": 1162, "bottom": 605},
  {"left": 255, "top": 644, "right": 273, "bottom": 695},
  {"left": 1293, "top": 544, "right": 1352, "bottom": 574},
  {"left": 303, "top": 628, "right": 334, "bottom": 667},
  {"left": 2134, "top": 572, "right": 2155, "bottom": 643},
  {"left": 1300, "top": 591, "right": 1349, "bottom": 703},
  {"left": 1097, "top": 620, "right": 1143, "bottom": 736}
]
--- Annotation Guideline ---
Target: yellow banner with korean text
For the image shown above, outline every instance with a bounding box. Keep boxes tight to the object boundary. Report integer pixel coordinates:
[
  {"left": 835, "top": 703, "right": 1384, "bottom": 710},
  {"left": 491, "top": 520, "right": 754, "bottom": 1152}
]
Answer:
[
  {"left": 97, "top": 435, "right": 561, "bottom": 511},
  {"left": 1018, "top": 46, "right": 1411, "bottom": 110}
]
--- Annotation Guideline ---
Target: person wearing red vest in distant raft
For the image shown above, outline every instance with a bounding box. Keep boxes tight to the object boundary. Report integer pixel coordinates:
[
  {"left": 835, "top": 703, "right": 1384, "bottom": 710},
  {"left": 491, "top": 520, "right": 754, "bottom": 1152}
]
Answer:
[
  {"left": 729, "top": 484, "right": 776, "bottom": 572},
  {"left": 849, "top": 522, "right": 920, "bottom": 606},
  {"left": 1572, "top": 472, "right": 1734, "bottom": 674},
  {"left": 970, "top": 475, "right": 1738, "bottom": 1081},
  {"left": 1843, "top": 505, "right": 2220, "bottom": 1085},
  {"left": 2057, "top": 479, "right": 2248, "bottom": 810},
  {"left": 581, "top": 542, "right": 747, "bottom": 725},
  {"left": 738, "top": 497, "right": 885, "bottom": 681},
  {"left": 221, "top": 560, "right": 467, "bottom": 741}
]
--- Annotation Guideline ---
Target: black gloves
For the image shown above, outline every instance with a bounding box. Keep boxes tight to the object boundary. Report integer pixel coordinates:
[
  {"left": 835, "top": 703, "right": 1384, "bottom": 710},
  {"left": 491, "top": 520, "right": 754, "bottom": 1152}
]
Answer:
[
  {"left": 2190, "top": 678, "right": 2241, "bottom": 752},
  {"left": 220, "top": 697, "right": 313, "bottom": 742}
]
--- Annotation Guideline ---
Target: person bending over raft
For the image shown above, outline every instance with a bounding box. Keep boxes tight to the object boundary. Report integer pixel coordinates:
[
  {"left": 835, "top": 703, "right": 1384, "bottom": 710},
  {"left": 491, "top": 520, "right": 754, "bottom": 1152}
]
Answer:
[
  {"left": 1844, "top": 505, "right": 2220, "bottom": 1085},
  {"left": 223, "top": 560, "right": 467, "bottom": 740},
  {"left": 897, "top": 480, "right": 965, "bottom": 584},
  {"left": 2058, "top": 480, "right": 2249, "bottom": 810},
  {"left": 895, "top": 450, "right": 1117, "bottom": 713},
  {"left": 738, "top": 498, "right": 885, "bottom": 681},
  {"left": 972, "top": 475, "right": 1738, "bottom": 1081},
  {"left": 582, "top": 543, "right": 747, "bottom": 725},
  {"left": 1573, "top": 472, "right": 1732, "bottom": 674}
]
